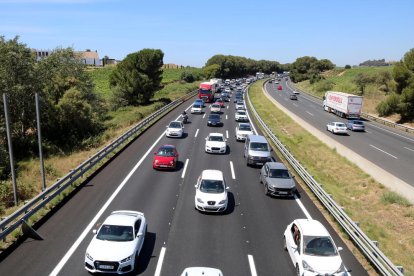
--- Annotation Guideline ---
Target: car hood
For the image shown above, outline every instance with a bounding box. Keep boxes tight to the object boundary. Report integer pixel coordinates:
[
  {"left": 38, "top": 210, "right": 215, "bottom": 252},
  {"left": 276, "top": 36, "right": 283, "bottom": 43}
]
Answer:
[
  {"left": 236, "top": 114, "right": 247, "bottom": 117},
  {"left": 302, "top": 254, "right": 343, "bottom": 274},
  {"left": 238, "top": 130, "right": 253, "bottom": 135},
  {"left": 167, "top": 127, "right": 182, "bottom": 132},
  {"left": 196, "top": 190, "right": 227, "bottom": 202},
  {"left": 154, "top": 156, "right": 174, "bottom": 163},
  {"left": 248, "top": 150, "right": 270, "bottom": 158},
  {"left": 206, "top": 141, "right": 226, "bottom": 148},
  {"left": 87, "top": 238, "right": 136, "bottom": 261},
  {"left": 266, "top": 177, "right": 295, "bottom": 189}
]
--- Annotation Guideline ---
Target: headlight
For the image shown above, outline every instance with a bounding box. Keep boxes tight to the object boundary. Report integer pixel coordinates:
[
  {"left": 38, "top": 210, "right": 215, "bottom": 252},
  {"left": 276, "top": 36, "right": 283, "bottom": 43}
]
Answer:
[
  {"left": 197, "top": 197, "right": 204, "bottom": 203},
  {"left": 120, "top": 255, "right": 132, "bottom": 263},
  {"left": 302, "top": 260, "right": 316, "bottom": 273},
  {"left": 85, "top": 252, "right": 94, "bottom": 261},
  {"left": 219, "top": 199, "right": 227, "bottom": 204},
  {"left": 170, "top": 160, "right": 174, "bottom": 165},
  {"left": 155, "top": 160, "right": 159, "bottom": 164},
  {"left": 335, "top": 263, "right": 347, "bottom": 273}
]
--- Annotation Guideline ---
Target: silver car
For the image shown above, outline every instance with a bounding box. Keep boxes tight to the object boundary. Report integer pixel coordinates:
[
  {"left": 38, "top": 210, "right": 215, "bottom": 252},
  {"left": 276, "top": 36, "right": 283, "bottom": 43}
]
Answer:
[{"left": 260, "top": 162, "right": 297, "bottom": 197}]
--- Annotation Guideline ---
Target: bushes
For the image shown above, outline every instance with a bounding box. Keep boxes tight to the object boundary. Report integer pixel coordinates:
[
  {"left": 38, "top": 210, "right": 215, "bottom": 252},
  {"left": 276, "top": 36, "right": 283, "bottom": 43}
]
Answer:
[{"left": 376, "top": 93, "right": 400, "bottom": 116}]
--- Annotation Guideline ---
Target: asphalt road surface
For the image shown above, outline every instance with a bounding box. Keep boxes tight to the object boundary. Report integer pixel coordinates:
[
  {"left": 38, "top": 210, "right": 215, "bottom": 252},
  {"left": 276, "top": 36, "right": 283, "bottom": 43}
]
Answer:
[{"left": 0, "top": 86, "right": 367, "bottom": 276}]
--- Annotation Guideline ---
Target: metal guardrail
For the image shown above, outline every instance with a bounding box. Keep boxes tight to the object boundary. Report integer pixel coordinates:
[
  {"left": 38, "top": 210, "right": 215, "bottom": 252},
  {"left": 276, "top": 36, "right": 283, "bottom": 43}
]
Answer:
[
  {"left": 246, "top": 82, "right": 404, "bottom": 276},
  {"left": 0, "top": 90, "right": 197, "bottom": 241},
  {"left": 286, "top": 80, "right": 414, "bottom": 134}
]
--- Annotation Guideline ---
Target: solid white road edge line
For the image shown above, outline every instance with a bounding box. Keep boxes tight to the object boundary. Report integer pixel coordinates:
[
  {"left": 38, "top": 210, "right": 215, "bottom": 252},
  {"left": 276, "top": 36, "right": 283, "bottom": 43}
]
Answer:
[
  {"left": 370, "top": 144, "right": 398, "bottom": 159},
  {"left": 248, "top": 255, "right": 258, "bottom": 276},
  {"left": 244, "top": 99, "right": 258, "bottom": 135},
  {"left": 154, "top": 246, "right": 166, "bottom": 276},
  {"left": 230, "top": 161, "right": 236, "bottom": 180},
  {"left": 181, "top": 158, "right": 189, "bottom": 178},
  {"left": 294, "top": 195, "right": 312, "bottom": 219},
  {"left": 49, "top": 126, "right": 166, "bottom": 276},
  {"left": 195, "top": 129, "right": 199, "bottom": 138}
]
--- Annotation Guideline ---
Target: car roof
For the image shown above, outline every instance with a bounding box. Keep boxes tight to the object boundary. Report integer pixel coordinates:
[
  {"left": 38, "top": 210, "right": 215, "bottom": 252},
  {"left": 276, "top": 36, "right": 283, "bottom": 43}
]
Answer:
[
  {"left": 160, "top": 144, "right": 175, "bottom": 149},
  {"left": 201, "top": 170, "right": 224, "bottom": 181},
  {"left": 247, "top": 135, "right": 267, "bottom": 143},
  {"left": 238, "top": 123, "right": 251, "bottom": 127},
  {"left": 104, "top": 210, "right": 144, "bottom": 226},
  {"left": 332, "top": 122, "right": 345, "bottom": 124},
  {"left": 265, "top": 162, "right": 288, "bottom": 170},
  {"left": 209, "top": 114, "right": 220, "bottom": 117},
  {"left": 295, "top": 219, "right": 330, "bottom": 236}
]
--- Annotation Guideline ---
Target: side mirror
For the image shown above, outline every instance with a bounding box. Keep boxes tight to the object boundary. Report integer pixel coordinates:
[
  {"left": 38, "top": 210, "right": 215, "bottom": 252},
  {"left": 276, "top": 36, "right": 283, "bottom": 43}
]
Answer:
[
  {"left": 137, "top": 233, "right": 142, "bottom": 237},
  {"left": 226, "top": 187, "right": 230, "bottom": 190},
  {"left": 205, "top": 137, "right": 208, "bottom": 140},
  {"left": 337, "top": 247, "right": 343, "bottom": 252},
  {"left": 194, "top": 184, "right": 198, "bottom": 188},
  {"left": 92, "top": 229, "right": 97, "bottom": 235}
]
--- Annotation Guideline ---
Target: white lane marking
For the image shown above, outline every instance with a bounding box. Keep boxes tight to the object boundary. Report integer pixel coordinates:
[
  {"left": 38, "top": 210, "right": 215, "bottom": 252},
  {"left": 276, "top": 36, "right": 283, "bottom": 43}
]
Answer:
[
  {"left": 181, "top": 158, "right": 189, "bottom": 178},
  {"left": 230, "top": 161, "right": 236, "bottom": 180},
  {"left": 195, "top": 129, "right": 199, "bottom": 138},
  {"left": 404, "top": 146, "right": 414, "bottom": 152},
  {"left": 365, "top": 130, "right": 372, "bottom": 134},
  {"left": 370, "top": 145, "right": 398, "bottom": 159},
  {"left": 248, "top": 255, "right": 258, "bottom": 276},
  {"left": 294, "top": 195, "right": 312, "bottom": 219},
  {"left": 227, "top": 106, "right": 229, "bottom": 109},
  {"left": 154, "top": 247, "right": 166, "bottom": 276},
  {"left": 202, "top": 113, "right": 206, "bottom": 119},
  {"left": 367, "top": 123, "right": 414, "bottom": 142},
  {"left": 292, "top": 103, "right": 298, "bottom": 107},
  {"left": 306, "top": 111, "right": 314, "bottom": 117},
  {"left": 226, "top": 130, "right": 229, "bottom": 139},
  {"left": 49, "top": 125, "right": 166, "bottom": 276}
]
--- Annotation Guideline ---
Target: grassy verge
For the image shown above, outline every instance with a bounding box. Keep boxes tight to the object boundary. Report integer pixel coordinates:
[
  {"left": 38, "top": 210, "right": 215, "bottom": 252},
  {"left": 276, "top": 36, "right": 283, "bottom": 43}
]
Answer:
[{"left": 249, "top": 80, "right": 414, "bottom": 275}]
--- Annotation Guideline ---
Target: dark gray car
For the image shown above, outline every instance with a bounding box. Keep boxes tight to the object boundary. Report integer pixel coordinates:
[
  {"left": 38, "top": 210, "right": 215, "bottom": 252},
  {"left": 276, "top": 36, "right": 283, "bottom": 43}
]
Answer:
[{"left": 259, "top": 162, "right": 297, "bottom": 197}]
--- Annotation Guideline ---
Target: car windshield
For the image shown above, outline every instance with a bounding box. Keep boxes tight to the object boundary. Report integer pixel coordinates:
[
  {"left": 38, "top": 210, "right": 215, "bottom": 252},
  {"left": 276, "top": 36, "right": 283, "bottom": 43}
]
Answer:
[
  {"left": 199, "top": 89, "right": 212, "bottom": 95},
  {"left": 237, "top": 111, "right": 246, "bottom": 115},
  {"left": 169, "top": 122, "right": 181, "bottom": 128},
  {"left": 303, "top": 236, "right": 338, "bottom": 257},
  {"left": 209, "top": 135, "right": 223, "bottom": 141},
  {"left": 209, "top": 115, "right": 220, "bottom": 120},
  {"left": 250, "top": 142, "right": 268, "bottom": 151},
  {"left": 157, "top": 148, "right": 175, "bottom": 157},
  {"left": 239, "top": 125, "right": 251, "bottom": 131},
  {"left": 269, "top": 169, "right": 290, "bottom": 178},
  {"left": 97, "top": 225, "right": 134, "bottom": 242},
  {"left": 193, "top": 104, "right": 201, "bottom": 108},
  {"left": 352, "top": 121, "right": 363, "bottom": 125},
  {"left": 200, "top": 179, "right": 225, "bottom": 193}
]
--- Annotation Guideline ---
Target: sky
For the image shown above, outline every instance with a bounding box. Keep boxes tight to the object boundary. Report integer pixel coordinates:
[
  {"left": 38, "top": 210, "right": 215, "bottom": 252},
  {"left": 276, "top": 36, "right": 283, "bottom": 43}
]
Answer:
[{"left": 1, "top": 0, "right": 413, "bottom": 67}]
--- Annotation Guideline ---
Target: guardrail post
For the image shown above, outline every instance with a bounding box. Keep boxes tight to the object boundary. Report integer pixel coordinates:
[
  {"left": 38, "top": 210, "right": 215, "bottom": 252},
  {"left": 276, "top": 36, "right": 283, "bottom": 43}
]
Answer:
[
  {"left": 372, "top": 240, "right": 379, "bottom": 247},
  {"left": 396, "top": 266, "right": 404, "bottom": 274}
]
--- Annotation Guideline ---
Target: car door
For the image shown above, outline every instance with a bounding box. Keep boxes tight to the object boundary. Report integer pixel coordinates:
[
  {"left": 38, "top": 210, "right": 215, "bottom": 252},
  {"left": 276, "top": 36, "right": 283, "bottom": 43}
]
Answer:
[
  {"left": 261, "top": 164, "right": 268, "bottom": 185},
  {"left": 286, "top": 224, "right": 301, "bottom": 266},
  {"left": 135, "top": 218, "right": 145, "bottom": 255}
]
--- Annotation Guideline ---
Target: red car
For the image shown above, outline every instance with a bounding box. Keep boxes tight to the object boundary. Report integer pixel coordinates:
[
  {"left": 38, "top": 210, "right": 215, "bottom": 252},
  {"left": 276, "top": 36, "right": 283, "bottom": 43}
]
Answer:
[
  {"left": 214, "top": 98, "right": 225, "bottom": 107},
  {"left": 277, "top": 85, "right": 283, "bottom": 91},
  {"left": 153, "top": 145, "right": 179, "bottom": 170}
]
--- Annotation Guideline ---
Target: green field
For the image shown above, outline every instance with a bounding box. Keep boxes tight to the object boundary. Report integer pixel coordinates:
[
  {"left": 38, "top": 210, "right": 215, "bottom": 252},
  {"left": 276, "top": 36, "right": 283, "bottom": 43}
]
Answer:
[{"left": 249, "top": 80, "right": 414, "bottom": 275}]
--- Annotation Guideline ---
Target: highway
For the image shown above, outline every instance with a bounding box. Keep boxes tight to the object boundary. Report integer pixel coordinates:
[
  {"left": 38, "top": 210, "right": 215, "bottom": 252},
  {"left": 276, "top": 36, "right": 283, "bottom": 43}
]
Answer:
[
  {"left": 0, "top": 87, "right": 367, "bottom": 275},
  {"left": 265, "top": 80, "right": 414, "bottom": 187}
]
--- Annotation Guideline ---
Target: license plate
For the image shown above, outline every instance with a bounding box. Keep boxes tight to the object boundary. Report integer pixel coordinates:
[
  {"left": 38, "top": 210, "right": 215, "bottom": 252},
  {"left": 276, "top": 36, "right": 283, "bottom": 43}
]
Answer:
[
  {"left": 256, "top": 162, "right": 263, "bottom": 165},
  {"left": 159, "top": 165, "right": 167, "bottom": 167},
  {"left": 279, "top": 191, "right": 288, "bottom": 195},
  {"left": 99, "top": 265, "right": 114, "bottom": 269}
]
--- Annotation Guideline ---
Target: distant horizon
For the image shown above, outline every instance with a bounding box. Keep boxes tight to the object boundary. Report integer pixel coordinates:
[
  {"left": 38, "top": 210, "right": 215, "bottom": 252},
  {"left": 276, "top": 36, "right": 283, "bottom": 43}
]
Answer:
[{"left": 1, "top": 0, "right": 413, "bottom": 68}]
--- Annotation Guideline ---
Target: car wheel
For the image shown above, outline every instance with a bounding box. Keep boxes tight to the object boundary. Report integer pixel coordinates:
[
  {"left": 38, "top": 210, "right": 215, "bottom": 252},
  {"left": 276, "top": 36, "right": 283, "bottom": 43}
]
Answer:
[
  {"left": 296, "top": 264, "right": 300, "bottom": 276},
  {"left": 264, "top": 184, "right": 269, "bottom": 195},
  {"left": 259, "top": 173, "right": 262, "bottom": 183},
  {"left": 283, "top": 236, "right": 287, "bottom": 251}
]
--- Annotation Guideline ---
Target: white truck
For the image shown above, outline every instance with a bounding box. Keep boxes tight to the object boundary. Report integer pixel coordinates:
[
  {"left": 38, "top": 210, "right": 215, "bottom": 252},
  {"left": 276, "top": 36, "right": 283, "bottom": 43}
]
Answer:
[{"left": 323, "top": 91, "right": 363, "bottom": 119}]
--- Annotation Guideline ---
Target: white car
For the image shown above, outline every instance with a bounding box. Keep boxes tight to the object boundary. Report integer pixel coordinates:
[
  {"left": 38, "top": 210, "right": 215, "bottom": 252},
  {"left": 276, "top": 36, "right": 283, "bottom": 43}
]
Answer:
[
  {"left": 181, "top": 267, "right": 223, "bottom": 276},
  {"left": 293, "top": 90, "right": 300, "bottom": 94},
  {"left": 284, "top": 219, "right": 349, "bottom": 276},
  {"left": 85, "top": 210, "right": 147, "bottom": 274},
  {"left": 195, "top": 170, "right": 229, "bottom": 213},
  {"left": 191, "top": 104, "right": 203, "bottom": 114},
  {"left": 166, "top": 121, "right": 184, "bottom": 137},
  {"left": 326, "top": 122, "right": 348, "bottom": 135},
  {"left": 235, "top": 110, "right": 248, "bottom": 122},
  {"left": 235, "top": 101, "right": 245, "bottom": 110},
  {"left": 235, "top": 123, "right": 253, "bottom": 141},
  {"left": 205, "top": 133, "right": 227, "bottom": 154},
  {"left": 210, "top": 103, "right": 221, "bottom": 113}
]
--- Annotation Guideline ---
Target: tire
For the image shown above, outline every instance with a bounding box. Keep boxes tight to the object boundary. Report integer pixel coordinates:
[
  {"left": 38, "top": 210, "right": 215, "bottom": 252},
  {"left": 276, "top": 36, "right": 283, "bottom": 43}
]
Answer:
[
  {"left": 264, "top": 184, "right": 269, "bottom": 195},
  {"left": 283, "top": 236, "right": 287, "bottom": 251},
  {"left": 296, "top": 264, "right": 300, "bottom": 276},
  {"left": 259, "top": 172, "right": 262, "bottom": 183}
]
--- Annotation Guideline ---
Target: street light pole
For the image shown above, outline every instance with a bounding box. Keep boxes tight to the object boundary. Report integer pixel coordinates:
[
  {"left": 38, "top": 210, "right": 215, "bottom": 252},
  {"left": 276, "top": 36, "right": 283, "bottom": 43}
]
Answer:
[{"left": 35, "top": 93, "right": 46, "bottom": 191}]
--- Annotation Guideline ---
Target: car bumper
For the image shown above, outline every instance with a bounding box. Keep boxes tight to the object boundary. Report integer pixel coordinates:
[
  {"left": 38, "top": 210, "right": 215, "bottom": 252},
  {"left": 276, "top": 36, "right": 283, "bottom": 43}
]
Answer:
[
  {"left": 195, "top": 201, "right": 227, "bottom": 212},
  {"left": 153, "top": 163, "right": 176, "bottom": 169},
  {"left": 205, "top": 147, "right": 226, "bottom": 154},
  {"left": 351, "top": 126, "right": 365, "bottom": 131},
  {"left": 333, "top": 129, "right": 347, "bottom": 134},
  {"left": 207, "top": 122, "right": 222, "bottom": 126},
  {"left": 85, "top": 258, "right": 133, "bottom": 274},
  {"left": 267, "top": 186, "right": 296, "bottom": 197},
  {"left": 247, "top": 157, "right": 272, "bottom": 166},
  {"left": 166, "top": 132, "right": 183, "bottom": 137}
]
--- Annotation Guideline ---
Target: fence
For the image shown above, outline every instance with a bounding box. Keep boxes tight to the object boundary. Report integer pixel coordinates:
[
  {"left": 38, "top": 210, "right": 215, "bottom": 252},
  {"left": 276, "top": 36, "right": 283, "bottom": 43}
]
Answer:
[
  {"left": 0, "top": 90, "right": 197, "bottom": 241},
  {"left": 246, "top": 82, "right": 404, "bottom": 276}
]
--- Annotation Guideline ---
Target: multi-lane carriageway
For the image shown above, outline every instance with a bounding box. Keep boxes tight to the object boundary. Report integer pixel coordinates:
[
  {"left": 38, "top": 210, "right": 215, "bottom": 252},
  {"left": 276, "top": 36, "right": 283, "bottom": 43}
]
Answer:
[{"left": 0, "top": 88, "right": 367, "bottom": 275}]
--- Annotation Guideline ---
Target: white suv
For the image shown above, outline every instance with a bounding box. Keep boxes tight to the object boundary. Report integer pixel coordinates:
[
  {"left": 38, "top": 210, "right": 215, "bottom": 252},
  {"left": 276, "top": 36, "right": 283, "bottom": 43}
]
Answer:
[{"left": 235, "top": 110, "right": 248, "bottom": 122}]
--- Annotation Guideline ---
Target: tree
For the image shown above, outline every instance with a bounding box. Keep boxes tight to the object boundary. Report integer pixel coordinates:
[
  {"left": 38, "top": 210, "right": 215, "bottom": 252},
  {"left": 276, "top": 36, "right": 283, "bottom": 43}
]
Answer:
[
  {"left": 376, "top": 71, "right": 392, "bottom": 93},
  {"left": 345, "top": 65, "right": 351, "bottom": 69},
  {"left": 110, "top": 49, "right": 164, "bottom": 106},
  {"left": 180, "top": 71, "right": 195, "bottom": 83},
  {"left": 403, "top": 48, "right": 414, "bottom": 71},
  {"left": 376, "top": 93, "right": 400, "bottom": 117},
  {"left": 392, "top": 61, "right": 412, "bottom": 94},
  {"left": 353, "top": 73, "right": 374, "bottom": 95},
  {"left": 202, "top": 64, "right": 220, "bottom": 79}
]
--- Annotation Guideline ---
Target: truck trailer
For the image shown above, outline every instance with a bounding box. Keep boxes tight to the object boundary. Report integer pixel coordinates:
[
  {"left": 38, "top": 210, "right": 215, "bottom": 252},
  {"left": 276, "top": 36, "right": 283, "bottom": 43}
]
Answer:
[{"left": 323, "top": 91, "right": 363, "bottom": 119}]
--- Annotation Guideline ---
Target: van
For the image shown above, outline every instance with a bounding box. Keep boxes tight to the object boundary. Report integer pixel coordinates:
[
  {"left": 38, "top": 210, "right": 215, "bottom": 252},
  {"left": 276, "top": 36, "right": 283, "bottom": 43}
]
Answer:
[{"left": 244, "top": 135, "right": 272, "bottom": 166}]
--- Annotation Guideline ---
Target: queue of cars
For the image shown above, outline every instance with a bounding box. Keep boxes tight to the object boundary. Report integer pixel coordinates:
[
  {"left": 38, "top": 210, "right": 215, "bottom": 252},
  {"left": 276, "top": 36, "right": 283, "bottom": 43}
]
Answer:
[{"left": 84, "top": 78, "right": 349, "bottom": 275}]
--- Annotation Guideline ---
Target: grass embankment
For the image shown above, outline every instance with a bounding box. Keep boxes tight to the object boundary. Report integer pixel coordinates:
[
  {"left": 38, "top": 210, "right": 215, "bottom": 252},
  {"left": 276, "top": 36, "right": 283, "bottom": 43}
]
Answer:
[
  {"left": 2, "top": 67, "right": 201, "bottom": 217},
  {"left": 295, "top": 67, "right": 393, "bottom": 116},
  {"left": 249, "top": 80, "right": 414, "bottom": 275}
]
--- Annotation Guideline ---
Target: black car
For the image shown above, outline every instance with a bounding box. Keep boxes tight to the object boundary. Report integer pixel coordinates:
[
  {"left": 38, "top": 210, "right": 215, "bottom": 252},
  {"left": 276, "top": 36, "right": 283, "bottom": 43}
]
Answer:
[
  {"left": 289, "top": 94, "right": 298, "bottom": 100},
  {"left": 207, "top": 114, "right": 223, "bottom": 126}
]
